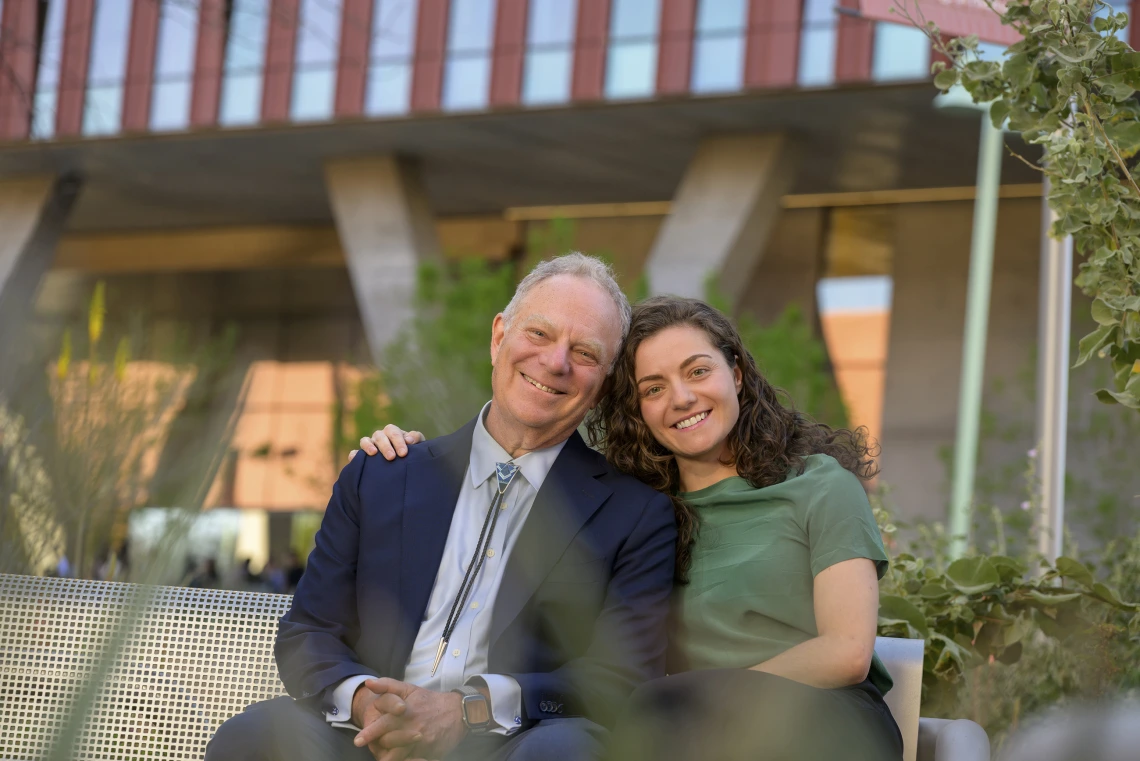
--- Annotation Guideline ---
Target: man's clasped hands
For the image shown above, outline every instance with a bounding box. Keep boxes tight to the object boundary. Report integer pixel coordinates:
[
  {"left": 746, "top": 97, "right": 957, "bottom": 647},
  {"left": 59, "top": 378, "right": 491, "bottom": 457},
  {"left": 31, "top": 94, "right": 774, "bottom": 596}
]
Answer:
[{"left": 351, "top": 677, "right": 477, "bottom": 761}]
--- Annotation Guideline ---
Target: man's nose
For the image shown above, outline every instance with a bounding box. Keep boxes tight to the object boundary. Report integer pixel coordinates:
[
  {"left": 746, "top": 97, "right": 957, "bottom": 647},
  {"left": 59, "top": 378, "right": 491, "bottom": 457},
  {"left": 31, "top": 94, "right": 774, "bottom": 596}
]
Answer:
[{"left": 542, "top": 343, "right": 571, "bottom": 374}]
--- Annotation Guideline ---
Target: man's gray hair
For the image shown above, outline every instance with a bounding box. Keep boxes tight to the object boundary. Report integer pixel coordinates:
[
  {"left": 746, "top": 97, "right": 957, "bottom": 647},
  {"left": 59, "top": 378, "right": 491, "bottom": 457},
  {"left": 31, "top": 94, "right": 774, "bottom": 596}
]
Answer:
[{"left": 502, "top": 252, "right": 632, "bottom": 367}]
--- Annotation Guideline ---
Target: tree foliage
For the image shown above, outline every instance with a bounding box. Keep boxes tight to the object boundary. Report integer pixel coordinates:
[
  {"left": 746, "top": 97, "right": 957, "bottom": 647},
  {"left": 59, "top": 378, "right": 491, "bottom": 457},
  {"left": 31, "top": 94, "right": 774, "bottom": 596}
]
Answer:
[{"left": 915, "top": 0, "right": 1140, "bottom": 410}]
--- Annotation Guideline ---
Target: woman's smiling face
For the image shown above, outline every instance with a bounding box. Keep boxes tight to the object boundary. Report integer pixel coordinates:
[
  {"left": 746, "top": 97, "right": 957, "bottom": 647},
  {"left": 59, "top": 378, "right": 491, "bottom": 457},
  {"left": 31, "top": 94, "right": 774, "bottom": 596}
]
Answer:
[{"left": 634, "top": 324, "right": 743, "bottom": 464}]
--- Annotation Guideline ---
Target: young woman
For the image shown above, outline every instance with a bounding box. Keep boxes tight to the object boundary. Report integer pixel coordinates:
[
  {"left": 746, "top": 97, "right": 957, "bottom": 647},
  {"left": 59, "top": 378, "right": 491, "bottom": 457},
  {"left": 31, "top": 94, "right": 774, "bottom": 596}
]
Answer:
[{"left": 358, "top": 296, "right": 902, "bottom": 761}]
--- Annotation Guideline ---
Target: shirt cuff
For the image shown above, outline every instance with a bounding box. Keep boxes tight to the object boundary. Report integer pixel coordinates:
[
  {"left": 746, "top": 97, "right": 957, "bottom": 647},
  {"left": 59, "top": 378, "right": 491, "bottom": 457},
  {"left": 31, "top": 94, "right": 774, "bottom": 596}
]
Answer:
[
  {"left": 467, "top": 674, "right": 524, "bottom": 736},
  {"left": 326, "top": 674, "right": 372, "bottom": 730}
]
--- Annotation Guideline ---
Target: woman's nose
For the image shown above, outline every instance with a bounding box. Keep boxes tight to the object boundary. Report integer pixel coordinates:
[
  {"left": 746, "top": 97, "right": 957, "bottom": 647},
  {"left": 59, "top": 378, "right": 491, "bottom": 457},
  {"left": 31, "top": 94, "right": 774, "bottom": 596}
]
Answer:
[{"left": 671, "top": 384, "right": 697, "bottom": 408}]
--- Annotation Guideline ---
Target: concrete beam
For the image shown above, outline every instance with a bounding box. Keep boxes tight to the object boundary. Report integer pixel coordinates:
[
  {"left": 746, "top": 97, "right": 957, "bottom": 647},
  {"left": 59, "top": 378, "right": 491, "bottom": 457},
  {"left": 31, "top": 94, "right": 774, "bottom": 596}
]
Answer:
[
  {"left": 645, "top": 134, "right": 800, "bottom": 307},
  {"left": 0, "top": 174, "right": 82, "bottom": 390},
  {"left": 324, "top": 157, "right": 442, "bottom": 364}
]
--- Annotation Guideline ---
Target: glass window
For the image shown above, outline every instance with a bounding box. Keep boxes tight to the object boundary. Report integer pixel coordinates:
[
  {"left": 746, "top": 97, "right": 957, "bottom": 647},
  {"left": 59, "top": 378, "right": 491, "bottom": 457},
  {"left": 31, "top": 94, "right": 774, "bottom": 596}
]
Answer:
[
  {"left": 871, "top": 22, "right": 928, "bottom": 81},
  {"left": 366, "top": 0, "right": 419, "bottom": 116},
  {"left": 292, "top": 0, "right": 342, "bottom": 121},
  {"left": 605, "top": 0, "right": 660, "bottom": 99},
  {"left": 83, "top": 0, "right": 132, "bottom": 135},
  {"left": 31, "top": 0, "right": 67, "bottom": 139},
  {"left": 442, "top": 0, "right": 496, "bottom": 111},
  {"left": 220, "top": 0, "right": 270, "bottom": 126},
  {"left": 522, "top": 0, "right": 576, "bottom": 105},
  {"left": 691, "top": 0, "right": 746, "bottom": 94},
  {"left": 151, "top": 0, "right": 200, "bottom": 131},
  {"left": 798, "top": 0, "right": 836, "bottom": 87}
]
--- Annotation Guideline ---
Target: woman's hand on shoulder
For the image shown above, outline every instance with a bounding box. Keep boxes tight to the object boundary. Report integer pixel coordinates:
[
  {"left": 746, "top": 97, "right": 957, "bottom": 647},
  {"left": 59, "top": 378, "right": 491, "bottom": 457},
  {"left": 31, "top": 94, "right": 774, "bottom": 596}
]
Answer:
[{"left": 349, "top": 424, "right": 425, "bottom": 462}]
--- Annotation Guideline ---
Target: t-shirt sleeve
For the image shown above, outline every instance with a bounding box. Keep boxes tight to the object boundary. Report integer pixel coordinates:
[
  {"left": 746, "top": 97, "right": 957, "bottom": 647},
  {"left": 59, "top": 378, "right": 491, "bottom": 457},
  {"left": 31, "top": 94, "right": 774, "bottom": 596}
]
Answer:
[{"left": 802, "top": 457, "right": 889, "bottom": 579}]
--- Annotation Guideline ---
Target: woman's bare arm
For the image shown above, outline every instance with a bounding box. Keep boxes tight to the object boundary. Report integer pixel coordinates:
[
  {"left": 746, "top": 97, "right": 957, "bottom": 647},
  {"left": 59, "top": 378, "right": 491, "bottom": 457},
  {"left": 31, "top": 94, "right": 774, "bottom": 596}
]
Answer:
[{"left": 748, "top": 557, "right": 880, "bottom": 689}]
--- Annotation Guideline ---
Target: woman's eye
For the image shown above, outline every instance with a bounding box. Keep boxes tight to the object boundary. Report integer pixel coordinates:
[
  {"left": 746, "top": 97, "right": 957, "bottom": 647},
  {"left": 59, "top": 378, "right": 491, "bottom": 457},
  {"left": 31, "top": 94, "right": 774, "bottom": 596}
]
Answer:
[
  {"left": 692, "top": 367, "right": 708, "bottom": 377},
  {"left": 643, "top": 385, "right": 662, "bottom": 396}
]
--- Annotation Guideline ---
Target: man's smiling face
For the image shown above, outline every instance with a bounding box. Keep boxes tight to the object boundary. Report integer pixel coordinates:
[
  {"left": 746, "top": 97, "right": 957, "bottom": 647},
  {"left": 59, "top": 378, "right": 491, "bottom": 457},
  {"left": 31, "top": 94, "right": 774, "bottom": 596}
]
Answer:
[{"left": 488, "top": 274, "right": 623, "bottom": 448}]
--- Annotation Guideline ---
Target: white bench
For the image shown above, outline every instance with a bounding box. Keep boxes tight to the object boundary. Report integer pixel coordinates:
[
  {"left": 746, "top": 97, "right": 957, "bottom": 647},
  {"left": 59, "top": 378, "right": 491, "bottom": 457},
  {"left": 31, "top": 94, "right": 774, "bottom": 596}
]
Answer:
[{"left": 0, "top": 574, "right": 988, "bottom": 760}]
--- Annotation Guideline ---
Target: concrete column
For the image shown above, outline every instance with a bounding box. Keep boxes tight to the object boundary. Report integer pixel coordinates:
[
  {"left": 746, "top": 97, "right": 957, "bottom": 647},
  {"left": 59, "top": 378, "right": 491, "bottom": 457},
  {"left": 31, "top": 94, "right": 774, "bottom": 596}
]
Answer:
[
  {"left": 324, "top": 157, "right": 441, "bottom": 364},
  {"left": 0, "top": 174, "right": 82, "bottom": 390},
  {"left": 645, "top": 134, "right": 800, "bottom": 307},
  {"left": 878, "top": 198, "right": 1041, "bottom": 524}
]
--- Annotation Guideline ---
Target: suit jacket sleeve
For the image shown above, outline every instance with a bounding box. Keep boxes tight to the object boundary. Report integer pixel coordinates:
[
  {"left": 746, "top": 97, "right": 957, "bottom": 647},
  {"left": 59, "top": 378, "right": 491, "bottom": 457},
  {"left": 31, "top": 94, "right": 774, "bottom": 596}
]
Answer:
[
  {"left": 275, "top": 451, "right": 382, "bottom": 708},
  {"left": 508, "top": 490, "right": 676, "bottom": 727}
]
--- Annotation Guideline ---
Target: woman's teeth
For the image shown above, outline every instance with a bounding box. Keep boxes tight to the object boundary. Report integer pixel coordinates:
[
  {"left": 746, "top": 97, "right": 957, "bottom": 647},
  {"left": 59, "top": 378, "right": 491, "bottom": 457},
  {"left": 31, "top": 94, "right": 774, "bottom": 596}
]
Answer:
[{"left": 674, "top": 412, "right": 708, "bottom": 429}]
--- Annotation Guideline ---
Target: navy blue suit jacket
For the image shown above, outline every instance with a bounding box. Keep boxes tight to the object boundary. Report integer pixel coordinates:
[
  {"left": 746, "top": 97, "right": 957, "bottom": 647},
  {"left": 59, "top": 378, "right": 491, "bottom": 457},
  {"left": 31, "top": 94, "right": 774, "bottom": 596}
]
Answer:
[{"left": 275, "top": 416, "right": 677, "bottom": 727}]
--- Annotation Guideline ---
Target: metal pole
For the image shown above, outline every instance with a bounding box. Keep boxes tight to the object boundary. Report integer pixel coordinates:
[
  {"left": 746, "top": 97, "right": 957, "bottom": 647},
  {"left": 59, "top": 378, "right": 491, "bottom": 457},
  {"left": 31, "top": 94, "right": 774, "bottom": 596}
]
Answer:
[
  {"left": 948, "top": 114, "right": 1005, "bottom": 559},
  {"left": 1034, "top": 177, "right": 1072, "bottom": 564}
]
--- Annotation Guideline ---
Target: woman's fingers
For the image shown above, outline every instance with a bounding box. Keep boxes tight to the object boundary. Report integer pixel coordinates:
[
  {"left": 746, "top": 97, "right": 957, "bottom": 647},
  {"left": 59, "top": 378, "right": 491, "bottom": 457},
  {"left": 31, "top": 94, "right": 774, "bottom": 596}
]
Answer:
[
  {"left": 348, "top": 448, "right": 359, "bottom": 463},
  {"left": 383, "top": 424, "right": 409, "bottom": 457}
]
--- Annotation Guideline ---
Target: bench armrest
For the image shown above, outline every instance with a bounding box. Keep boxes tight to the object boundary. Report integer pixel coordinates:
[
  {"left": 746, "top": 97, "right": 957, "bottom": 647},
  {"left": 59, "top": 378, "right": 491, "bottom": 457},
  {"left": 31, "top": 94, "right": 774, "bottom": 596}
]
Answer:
[{"left": 917, "top": 717, "right": 990, "bottom": 761}]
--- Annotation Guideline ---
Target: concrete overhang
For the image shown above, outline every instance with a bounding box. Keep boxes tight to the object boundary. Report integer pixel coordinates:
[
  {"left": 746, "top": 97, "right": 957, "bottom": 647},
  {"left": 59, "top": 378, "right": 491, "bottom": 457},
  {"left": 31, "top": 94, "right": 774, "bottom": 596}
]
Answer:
[{"left": 0, "top": 82, "right": 1041, "bottom": 233}]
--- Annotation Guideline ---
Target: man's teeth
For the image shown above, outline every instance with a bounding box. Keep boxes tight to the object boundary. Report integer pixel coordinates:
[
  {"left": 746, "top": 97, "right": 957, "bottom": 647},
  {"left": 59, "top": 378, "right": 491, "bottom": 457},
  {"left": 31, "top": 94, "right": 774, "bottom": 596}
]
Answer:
[
  {"left": 524, "top": 375, "right": 560, "bottom": 394},
  {"left": 674, "top": 412, "right": 708, "bottom": 429}
]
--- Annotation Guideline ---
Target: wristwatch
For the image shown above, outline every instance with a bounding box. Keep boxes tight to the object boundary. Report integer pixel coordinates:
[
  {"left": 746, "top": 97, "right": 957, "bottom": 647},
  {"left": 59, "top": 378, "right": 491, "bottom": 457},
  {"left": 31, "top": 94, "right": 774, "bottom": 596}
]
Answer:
[{"left": 452, "top": 686, "right": 492, "bottom": 734}]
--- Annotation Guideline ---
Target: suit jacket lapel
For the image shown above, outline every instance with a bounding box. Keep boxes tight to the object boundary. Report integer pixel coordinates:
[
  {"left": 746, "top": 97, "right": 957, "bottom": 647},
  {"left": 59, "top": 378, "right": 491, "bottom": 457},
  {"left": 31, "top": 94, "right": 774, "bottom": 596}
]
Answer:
[
  {"left": 392, "top": 416, "right": 477, "bottom": 672},
  {"left": 490, "top": 432, "right": 611, "bottom": 646}
]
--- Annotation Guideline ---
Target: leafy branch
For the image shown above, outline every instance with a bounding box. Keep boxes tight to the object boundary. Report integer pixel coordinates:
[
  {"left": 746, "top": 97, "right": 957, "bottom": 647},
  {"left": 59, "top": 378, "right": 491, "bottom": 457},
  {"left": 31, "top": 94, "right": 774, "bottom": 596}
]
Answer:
[{"left": 898, "top": 0, "right": 1140, "bottom": 411}]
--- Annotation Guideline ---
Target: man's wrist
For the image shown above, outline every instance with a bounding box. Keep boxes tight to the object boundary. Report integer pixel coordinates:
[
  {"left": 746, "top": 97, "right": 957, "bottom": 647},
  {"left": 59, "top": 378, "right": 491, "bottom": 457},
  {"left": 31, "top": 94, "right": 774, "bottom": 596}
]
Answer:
[{"left": 351, "top": 682, "right": 371, "bottom": 727}]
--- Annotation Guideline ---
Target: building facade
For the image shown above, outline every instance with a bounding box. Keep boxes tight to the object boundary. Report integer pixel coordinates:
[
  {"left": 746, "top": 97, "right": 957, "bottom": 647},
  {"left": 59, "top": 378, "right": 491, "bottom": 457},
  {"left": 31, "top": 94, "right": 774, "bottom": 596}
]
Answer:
[{"left": 2, "top": 0, "right": 1136, "bottom": 569}]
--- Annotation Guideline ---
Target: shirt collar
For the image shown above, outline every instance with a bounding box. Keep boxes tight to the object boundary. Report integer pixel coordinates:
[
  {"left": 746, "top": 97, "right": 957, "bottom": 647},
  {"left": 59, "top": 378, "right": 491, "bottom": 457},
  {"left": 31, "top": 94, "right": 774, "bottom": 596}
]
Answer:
[{"left": 469, "top": 401, "right": 568, "bottom": 491}]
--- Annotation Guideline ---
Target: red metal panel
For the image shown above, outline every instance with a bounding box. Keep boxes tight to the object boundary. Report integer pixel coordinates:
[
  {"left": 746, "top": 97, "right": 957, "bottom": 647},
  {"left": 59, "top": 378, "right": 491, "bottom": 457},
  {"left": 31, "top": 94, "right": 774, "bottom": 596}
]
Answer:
[
  {"left": 834, "top": 0, "right": 873, "bottom": 83},
  {"left": 121, "top": 0, "right": 162, "bottom": 132},
  {"left": 335, "top": 0, "right": 375, "bottom": 116},
  {"left": 744, "top": 0, "right": 802, "bottom": 89},
  {"left": 0, "top": 0, "right": 38, "bottom": 140},
  {"left": 656, "top": 0, "right": 695, "bottom": 96},
  {"left": 56, "top": 0, "right": 97, "bottom": 136},
  {"left": 571, "top": 0, "right": 610, "bottom": 101},
  {"left": 1132, "top": 13, "right": 1140, "bottom": 54},
  {"left": 410, "top": 0, "right": 449, "bottom": 112},
  {"left": 489, "top": 0, "right": 528, "bottom": 108},
  {"left": 190, "top": 0, "right": 227, "bottom": 127},
  {"left": 261, "top": 0, "right": 300, "bottom": 122}
]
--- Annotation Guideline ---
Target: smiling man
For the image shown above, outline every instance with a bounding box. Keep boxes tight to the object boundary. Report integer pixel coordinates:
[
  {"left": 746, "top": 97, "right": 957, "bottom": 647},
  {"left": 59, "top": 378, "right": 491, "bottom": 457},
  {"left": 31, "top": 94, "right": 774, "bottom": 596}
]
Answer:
[{"left": 205, "top": 253, "right": 677, "bottom": 761}]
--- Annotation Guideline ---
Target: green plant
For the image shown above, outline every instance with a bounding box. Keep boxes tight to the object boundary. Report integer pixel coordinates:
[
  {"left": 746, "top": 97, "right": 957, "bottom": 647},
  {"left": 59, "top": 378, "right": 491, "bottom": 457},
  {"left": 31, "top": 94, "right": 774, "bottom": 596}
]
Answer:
[
  {"left": 0, "top": 282, "right": 238, "bottom": 578},
  {"left": 910, "top": 0, "right": 1140, "bottom": 409},
  {"left": 876, "top": 493, "right": 1140, "bottom": 745}
]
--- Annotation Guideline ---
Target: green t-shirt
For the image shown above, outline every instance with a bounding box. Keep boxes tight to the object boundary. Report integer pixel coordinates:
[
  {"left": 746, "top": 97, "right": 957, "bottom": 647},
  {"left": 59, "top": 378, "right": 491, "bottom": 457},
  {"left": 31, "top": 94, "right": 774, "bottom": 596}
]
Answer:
[{"left": 669, "top": 453, "right": 893, "bottom": 695}]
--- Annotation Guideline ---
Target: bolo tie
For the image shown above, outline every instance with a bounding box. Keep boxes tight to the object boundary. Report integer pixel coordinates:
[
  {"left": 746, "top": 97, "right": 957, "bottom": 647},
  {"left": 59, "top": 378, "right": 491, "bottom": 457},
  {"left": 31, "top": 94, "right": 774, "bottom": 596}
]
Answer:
[{"left": 431, "top": 461, "right": 520, "bottom": 676}]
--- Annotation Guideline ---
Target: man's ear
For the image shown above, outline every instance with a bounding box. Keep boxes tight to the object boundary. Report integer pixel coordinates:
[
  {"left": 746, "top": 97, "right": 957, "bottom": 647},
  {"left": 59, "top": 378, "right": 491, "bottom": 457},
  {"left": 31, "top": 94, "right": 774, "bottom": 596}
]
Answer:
[{"left": 490, "top": 313, "right": 507, "bottom": 366}]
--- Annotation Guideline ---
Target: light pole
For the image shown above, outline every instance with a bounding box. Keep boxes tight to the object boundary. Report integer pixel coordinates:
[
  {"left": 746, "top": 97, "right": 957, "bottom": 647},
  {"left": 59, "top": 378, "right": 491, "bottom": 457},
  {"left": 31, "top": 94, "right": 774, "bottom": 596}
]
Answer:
[
  {"left": 1034, "top": 178, "right": 1072, "bottom": 565},
  {"left": 934, "top": 86, "right": 1006, "bottom": 559}
]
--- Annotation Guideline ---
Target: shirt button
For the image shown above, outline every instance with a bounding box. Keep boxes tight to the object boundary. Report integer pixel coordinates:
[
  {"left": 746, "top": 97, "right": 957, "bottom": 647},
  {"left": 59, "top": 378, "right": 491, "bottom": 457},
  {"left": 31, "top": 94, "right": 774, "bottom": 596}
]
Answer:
[
  {"left": 486, "top": 549, "right": 496, "bottom": 558},
  {"left": 331, "top": 708, "right": 338, "bottom": 715},
  {"left": 453, "top": 649, "right": 461, "bottom": 657}
]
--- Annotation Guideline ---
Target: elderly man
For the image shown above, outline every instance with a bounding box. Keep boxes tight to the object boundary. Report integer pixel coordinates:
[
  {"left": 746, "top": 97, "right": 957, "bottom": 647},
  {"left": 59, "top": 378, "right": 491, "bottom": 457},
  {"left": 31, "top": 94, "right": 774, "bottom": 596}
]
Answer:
[{"left": 205, "top": 253, "right": 677, "bottom": 761}]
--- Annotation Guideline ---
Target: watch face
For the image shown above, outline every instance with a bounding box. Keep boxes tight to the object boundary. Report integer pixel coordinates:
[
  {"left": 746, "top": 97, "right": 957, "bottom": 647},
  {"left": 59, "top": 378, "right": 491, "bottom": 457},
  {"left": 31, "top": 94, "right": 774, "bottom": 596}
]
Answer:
[{"left": 463, "top": 695, "right": 491, "bottom": 727}]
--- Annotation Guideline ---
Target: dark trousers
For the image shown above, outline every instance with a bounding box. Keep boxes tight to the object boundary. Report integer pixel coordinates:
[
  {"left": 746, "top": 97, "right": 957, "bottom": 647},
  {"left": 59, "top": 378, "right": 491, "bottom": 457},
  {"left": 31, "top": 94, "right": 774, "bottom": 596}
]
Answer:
[
  {"left": 605, "top": 669, "right": 904, "bottom": 761},
  {"left": 205, "top": 696, "right": 607, "bottom": 761}
]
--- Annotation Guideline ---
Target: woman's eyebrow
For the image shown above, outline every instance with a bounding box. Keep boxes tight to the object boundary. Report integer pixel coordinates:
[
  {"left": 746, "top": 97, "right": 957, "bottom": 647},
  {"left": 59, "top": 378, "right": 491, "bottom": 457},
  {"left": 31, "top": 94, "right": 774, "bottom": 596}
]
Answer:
[{"left": 637, "top": 354, "right": 713, "bottom": 385}]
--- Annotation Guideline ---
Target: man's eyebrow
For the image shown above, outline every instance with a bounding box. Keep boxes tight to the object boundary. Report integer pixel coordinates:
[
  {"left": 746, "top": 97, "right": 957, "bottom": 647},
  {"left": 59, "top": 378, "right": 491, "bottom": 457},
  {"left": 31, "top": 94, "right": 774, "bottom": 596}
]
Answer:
[{"left": 636, "top": 354, "right": 713, "bottom": 385}]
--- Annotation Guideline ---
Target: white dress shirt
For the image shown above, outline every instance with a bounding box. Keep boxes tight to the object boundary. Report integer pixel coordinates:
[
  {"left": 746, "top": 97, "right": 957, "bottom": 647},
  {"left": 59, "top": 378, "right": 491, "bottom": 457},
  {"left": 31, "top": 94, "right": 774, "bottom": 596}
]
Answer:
[{"left": 327, "top": 402, "right": 568, "bottom": 735}]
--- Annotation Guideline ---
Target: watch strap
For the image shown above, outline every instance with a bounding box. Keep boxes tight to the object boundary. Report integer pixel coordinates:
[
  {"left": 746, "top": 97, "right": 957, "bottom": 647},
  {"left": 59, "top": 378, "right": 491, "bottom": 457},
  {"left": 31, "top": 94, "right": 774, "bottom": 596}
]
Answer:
[{"left": 452, "top": 686, "right": 492, "bottom": 734}]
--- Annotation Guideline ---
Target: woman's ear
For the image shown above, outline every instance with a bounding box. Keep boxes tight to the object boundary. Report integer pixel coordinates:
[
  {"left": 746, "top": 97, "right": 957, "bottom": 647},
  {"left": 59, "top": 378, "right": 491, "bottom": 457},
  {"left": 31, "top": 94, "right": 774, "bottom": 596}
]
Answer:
[{"left": 734, "top": 356, "right": 744, "bottom": 394}]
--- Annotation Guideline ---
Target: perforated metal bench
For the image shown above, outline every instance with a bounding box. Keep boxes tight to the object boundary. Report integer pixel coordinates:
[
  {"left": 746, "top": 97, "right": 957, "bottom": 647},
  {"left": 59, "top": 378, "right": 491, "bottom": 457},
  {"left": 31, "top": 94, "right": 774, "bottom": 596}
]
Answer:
[{"left": 0, "top": 574, "right": 988, "bottom": 760}]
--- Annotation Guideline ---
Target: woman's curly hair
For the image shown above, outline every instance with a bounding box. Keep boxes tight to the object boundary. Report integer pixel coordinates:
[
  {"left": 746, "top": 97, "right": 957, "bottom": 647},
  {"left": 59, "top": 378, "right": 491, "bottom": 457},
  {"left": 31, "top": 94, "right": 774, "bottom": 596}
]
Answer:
[{"left": 587, "top": 296, "right": 879, "bottom": 582}]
